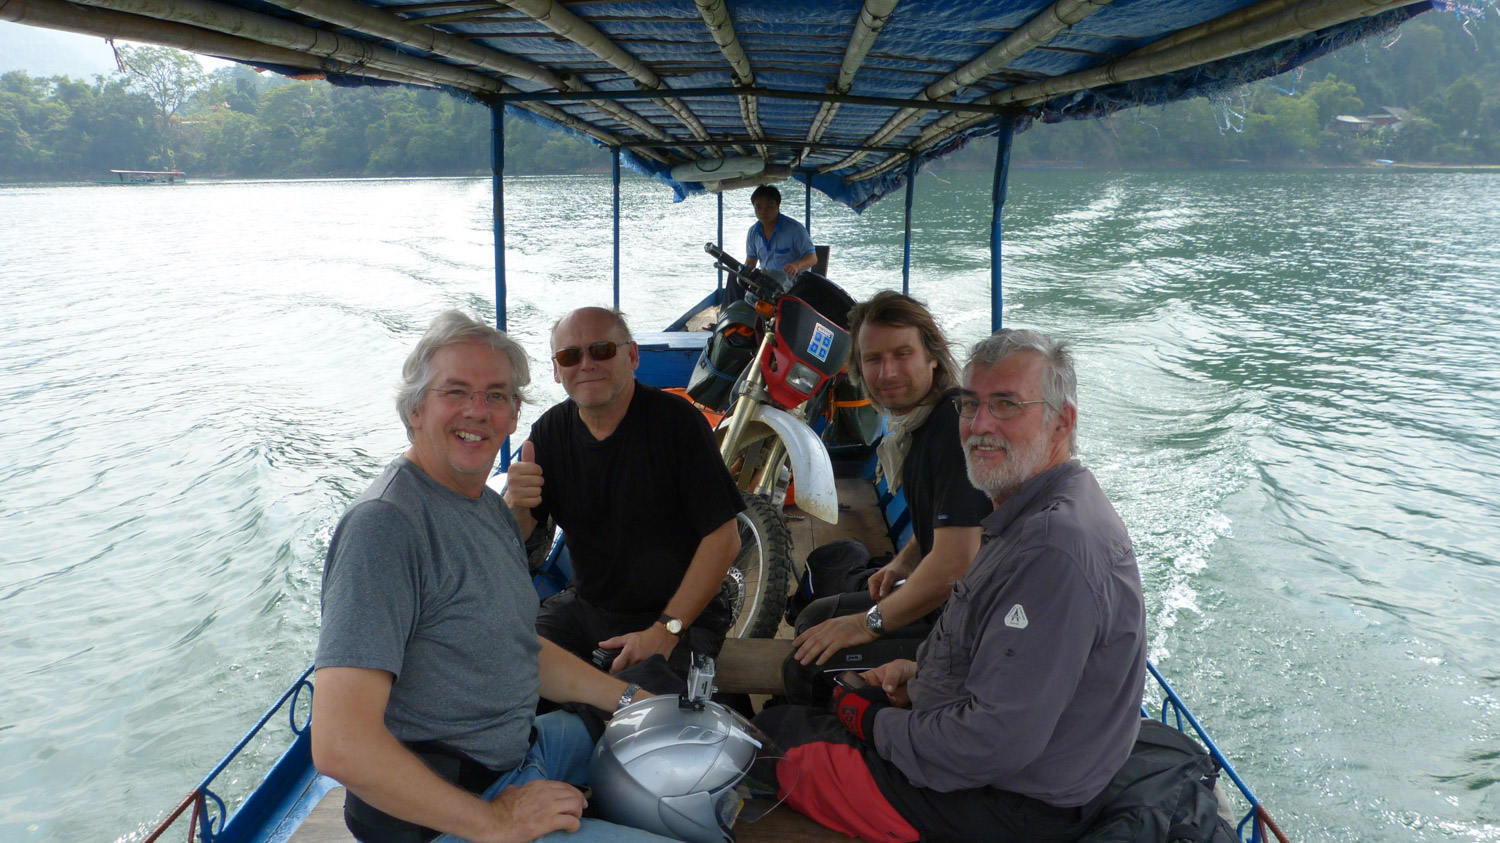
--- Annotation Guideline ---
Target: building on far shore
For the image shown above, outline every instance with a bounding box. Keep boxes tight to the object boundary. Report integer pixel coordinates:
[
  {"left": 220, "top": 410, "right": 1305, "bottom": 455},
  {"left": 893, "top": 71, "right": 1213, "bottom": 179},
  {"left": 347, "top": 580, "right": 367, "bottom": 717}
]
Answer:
[{"left": 1328, "top": 106, "right": 1406, "bottom": 134}]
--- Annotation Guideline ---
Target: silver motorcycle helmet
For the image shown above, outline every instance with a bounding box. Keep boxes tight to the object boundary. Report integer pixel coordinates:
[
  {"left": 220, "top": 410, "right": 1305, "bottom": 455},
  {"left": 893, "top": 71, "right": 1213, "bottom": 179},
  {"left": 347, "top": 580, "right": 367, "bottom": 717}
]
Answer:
[{"left": 590, "top": 657, "right": 795, "bottom": 843}]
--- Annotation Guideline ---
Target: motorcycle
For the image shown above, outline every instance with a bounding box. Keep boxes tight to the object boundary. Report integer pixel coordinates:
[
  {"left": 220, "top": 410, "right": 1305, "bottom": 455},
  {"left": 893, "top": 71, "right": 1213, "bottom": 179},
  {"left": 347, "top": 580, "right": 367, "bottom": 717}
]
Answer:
[{"left": 687, "top": 242, "right": 855, "bottom": 638}]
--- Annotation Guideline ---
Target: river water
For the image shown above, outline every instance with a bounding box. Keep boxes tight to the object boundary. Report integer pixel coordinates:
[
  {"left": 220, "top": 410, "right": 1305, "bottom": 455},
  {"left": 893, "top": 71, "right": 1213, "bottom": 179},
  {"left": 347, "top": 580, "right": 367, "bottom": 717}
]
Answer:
[{"left": 1, "top": 170, "right": 1497, "bottom": 842}]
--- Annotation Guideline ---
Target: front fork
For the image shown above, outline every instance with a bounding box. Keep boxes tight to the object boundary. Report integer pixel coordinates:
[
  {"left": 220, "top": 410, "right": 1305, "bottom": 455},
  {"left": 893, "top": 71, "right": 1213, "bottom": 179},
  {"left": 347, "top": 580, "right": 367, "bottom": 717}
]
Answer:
[
  {"left": 718, "top": 320, "right": 793, "bottom": 496},
  {"left": 718, "top": 319, "right": 775, "bottom": 467}
]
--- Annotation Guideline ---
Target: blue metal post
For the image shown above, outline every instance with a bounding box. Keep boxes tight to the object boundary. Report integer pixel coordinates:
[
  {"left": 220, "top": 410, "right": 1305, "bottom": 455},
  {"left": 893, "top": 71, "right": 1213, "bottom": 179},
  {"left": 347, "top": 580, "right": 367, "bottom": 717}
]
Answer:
[
  {"left": 612, "top": 146, "right": 621, "bottom": 310},
  {"left": 991, "top": 116, "right": 1015, "bottom": 332},
  {"left": 804, "top": 176, "right": 812, "bottom": 237},
  {"left": 491, "top": 105, "right": 506, "bottom": 330},
  {"left": 723, "top": 189, "right": 729, "bottom": 303},
  {"left": 490, "top": 102, "right": 510, "bottom": 468},
  {"left": 902, "top": 156, "right": 917, "bottom": 294}
]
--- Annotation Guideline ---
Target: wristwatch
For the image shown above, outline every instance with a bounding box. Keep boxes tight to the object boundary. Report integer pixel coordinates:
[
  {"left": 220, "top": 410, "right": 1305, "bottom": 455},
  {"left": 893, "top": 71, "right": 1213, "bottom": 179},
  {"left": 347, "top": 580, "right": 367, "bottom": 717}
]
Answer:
[
  {"left": 617, "top": 683, "right": 641, "bottom": 712},
  {"left": 864, "top": 603, "right": 886, "bottom": 636},
  {"left": 657, "top": 613, "right": 684, "bottom": 636}
]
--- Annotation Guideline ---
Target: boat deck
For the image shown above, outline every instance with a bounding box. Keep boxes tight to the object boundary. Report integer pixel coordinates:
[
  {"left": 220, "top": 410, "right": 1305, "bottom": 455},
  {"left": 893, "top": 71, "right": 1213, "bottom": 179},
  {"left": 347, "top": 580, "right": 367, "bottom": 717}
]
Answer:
[{"left": 290, "top": 477, "right": 889, "bottom": 842}]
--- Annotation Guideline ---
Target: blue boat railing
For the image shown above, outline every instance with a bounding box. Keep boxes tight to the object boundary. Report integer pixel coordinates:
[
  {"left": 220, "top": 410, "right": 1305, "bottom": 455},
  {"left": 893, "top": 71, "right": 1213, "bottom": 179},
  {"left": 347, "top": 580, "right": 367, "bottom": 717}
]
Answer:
[
  {"left": 1142, "top": 661, "right": 1290, "bottom": 843},
  {"left": 144, "top": 664, "right": 319, "bottom": 843}
]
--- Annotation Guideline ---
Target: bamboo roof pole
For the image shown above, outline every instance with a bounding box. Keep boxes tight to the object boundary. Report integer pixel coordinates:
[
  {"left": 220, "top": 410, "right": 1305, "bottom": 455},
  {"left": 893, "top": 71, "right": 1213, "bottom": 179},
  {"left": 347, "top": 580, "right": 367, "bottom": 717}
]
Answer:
[
  {"left": 500, "top": 0, "right": 714, "bottom": 146},
  {"left": 849, "top": 0, "right": 1425, "bottom": 182},
  {"left": 693, "top": 0, "right": 761, "bottom": 158},
  {"left": 1124, "top": 0, "right": 1302, "bottom": 59},
  {"left": 64, "top": 0, "right": 505, "bottom": 90},
  {"left": 263, "top": 0, "right": 675, "bottom": 144},
  {"left": 819, "top": 0, "right": 1115, "bottom": 173},
  {"left": 0, "top": 0, "right": 431, "bottom": 85},
  {"left": 57, "top": 0, "right": 651, "bottom": 154},
  {"left": 799, "top": 0, "right": 899, "bottom": 164}
]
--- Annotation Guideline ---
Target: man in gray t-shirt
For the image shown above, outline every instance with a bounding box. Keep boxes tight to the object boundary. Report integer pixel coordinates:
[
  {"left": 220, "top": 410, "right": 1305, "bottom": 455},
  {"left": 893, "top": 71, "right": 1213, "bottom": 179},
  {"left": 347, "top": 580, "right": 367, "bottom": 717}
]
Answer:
[
  {"left": 756, "top": 328, "right": 1147, "bottom": 843},
  {"left": 311, "top": 311, "right": 669, "bottom": 843}
]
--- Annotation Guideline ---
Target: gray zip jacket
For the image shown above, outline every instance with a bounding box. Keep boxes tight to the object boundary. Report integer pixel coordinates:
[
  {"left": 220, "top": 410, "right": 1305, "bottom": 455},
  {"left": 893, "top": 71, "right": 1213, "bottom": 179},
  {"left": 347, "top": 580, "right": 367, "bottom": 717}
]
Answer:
[{"left": 872, "top": 460, "right": 1146, "bottom": 807}]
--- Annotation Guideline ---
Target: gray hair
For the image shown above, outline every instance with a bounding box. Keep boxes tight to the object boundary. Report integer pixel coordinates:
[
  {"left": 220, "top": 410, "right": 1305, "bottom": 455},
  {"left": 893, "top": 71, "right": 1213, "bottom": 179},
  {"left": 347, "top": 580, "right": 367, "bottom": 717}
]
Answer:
[
  {"left": 397, "top": 310, "right": 531, "bottom": 440},
  {"left": 965, "top": 328, "right": 1078, "bottom": 452},
  {"left": 550, "top": 307, "right": 633, "bottom": 349}
]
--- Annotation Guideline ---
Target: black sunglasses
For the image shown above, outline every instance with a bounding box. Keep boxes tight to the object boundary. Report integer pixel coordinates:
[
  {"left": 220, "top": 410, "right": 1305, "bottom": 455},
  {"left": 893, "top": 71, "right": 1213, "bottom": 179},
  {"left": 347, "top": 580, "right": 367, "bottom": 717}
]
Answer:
[{"left": 553, "top": 340, "right": 625, "bottom": 367}]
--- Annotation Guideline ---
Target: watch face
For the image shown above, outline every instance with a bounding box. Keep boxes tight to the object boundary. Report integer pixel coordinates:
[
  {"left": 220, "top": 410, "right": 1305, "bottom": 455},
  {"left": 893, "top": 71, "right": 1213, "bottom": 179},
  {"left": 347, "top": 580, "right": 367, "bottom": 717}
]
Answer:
[
  {"left": 666, "top": 618, "right": 683, "bottom": 635},
  {"left": 865, "top": 605, "right": 884, "bottom": 634}
]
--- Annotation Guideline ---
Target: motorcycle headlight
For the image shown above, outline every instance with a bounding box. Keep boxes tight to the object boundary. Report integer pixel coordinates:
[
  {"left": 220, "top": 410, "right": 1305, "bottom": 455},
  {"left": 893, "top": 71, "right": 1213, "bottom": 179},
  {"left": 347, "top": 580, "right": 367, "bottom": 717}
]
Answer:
[{"left": 786, "top": 361, "right": 821, "bottom": 395}]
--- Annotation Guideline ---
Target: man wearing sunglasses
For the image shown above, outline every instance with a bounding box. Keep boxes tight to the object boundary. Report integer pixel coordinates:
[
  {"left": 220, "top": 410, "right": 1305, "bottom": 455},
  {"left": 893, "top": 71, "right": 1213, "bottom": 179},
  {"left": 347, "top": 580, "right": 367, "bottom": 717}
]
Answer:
[
  {"left": 506, "top": 306, "right": 745, "bottom": 680},
  {"left": 754, "top": 329, "right": 1146, "bottom": 843}
]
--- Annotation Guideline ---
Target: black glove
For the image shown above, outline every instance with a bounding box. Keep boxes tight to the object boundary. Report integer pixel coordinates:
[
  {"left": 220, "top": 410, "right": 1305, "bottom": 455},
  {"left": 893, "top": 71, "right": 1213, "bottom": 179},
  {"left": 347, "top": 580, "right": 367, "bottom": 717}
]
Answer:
[{"left": 830, "top": 682, "right": 889, "bottom": 743}]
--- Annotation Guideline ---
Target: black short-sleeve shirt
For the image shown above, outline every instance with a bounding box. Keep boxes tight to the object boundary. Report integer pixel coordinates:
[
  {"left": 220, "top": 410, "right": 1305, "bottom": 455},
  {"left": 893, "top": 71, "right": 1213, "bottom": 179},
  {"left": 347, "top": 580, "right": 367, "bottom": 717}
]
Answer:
[
  {"left": 900, "top": 394, "right": 993, "bottom": 556},
  {"left": 528, "top": 382, "right": 746, "bottom": 614}
]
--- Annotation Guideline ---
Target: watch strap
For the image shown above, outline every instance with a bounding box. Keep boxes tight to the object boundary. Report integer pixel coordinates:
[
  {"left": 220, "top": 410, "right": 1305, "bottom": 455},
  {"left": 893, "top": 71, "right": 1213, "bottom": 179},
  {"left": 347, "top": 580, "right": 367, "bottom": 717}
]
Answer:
[{"left": 617, "top": 683, "right": 641, "bottom": 712}]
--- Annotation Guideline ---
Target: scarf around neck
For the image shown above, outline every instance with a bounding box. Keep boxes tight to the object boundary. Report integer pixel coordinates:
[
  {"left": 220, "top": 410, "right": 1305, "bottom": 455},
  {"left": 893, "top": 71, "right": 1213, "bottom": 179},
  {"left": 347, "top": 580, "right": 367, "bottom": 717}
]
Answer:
[{"left": 876, "top": 396, "right": 938, "bottom": 493}]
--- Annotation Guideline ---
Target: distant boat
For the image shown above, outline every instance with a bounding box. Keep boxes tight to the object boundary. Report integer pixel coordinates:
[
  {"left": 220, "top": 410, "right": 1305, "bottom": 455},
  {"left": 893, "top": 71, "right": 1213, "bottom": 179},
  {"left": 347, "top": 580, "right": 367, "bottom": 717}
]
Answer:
[{"left": 104, "top": 169, "right": 186, "bottom": 185}]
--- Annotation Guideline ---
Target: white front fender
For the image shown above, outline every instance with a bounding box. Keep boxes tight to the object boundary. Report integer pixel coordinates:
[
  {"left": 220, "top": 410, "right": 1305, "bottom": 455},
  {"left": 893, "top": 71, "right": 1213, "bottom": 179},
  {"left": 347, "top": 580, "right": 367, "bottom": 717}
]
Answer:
[{"left": 725, "top": 405, "right": 838, "bottom": 524}]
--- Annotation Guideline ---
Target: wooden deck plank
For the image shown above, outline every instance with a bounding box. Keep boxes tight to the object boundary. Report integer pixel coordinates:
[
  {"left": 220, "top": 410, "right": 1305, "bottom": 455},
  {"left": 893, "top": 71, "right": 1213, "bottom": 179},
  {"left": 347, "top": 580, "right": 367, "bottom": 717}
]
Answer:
[
  {"left": 714, "top": 637, "right": 793, "bottom": 694},
  {"left": 786, "top": 477, "right": 896, "bottom": 570},
  {"left": 292, "top": 787, "right": 351, "bottom": 843}
]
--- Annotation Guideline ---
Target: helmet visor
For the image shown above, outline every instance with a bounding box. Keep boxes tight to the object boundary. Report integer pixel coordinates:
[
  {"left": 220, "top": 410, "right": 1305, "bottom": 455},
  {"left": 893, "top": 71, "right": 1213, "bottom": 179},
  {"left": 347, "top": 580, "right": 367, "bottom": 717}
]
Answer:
[{"left": 708, "top": 707, "right": 800, "bottom": 828}]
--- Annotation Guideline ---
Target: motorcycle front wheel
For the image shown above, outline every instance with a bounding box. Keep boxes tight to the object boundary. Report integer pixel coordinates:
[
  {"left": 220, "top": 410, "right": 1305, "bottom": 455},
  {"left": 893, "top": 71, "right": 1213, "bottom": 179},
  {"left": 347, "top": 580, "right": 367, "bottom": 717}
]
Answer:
[{"left": 724, "top": 491, "right": 794, "bottom": 639}]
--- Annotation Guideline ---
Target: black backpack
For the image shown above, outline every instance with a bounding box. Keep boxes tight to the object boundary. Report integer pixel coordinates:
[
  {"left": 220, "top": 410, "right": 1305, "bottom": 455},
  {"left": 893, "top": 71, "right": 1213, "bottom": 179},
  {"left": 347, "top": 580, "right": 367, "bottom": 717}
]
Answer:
[{"left": 1078, "top": 718, "right": 1241, "bottom": 843}]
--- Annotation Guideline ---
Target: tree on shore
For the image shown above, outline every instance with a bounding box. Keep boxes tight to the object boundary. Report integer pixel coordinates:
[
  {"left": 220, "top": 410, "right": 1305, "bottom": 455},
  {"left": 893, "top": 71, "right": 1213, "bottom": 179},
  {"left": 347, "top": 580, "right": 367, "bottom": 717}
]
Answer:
[{"left": 116, "top": 44, "right": 204, "bottom": 167}]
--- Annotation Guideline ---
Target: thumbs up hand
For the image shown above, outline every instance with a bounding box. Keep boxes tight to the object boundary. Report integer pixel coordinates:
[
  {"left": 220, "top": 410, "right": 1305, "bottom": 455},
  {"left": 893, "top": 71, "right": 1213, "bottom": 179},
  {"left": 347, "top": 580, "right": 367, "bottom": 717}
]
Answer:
[{"left": 505, "top": 440, "right": 544, "bottom": 522}]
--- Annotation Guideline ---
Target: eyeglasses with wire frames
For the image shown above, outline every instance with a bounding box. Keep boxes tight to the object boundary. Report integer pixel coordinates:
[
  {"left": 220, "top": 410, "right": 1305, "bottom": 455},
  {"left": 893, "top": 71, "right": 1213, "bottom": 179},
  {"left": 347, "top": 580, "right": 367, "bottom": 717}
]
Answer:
[
  {"left": 425, "top": 387, "right": 520, "bottom": 411},
  {"left": 952, "top": 393, "right": 1050, "bottom": 420},
  {"left": 553, "top": 340, "right": 629, "bottom": 368}
]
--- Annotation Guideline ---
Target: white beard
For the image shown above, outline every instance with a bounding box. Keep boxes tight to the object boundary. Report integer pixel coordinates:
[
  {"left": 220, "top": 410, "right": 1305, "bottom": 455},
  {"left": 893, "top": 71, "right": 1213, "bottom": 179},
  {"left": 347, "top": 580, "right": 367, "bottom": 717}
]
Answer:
[{"left": 963, "top": 428, "right": 1050, "bottom": 500}]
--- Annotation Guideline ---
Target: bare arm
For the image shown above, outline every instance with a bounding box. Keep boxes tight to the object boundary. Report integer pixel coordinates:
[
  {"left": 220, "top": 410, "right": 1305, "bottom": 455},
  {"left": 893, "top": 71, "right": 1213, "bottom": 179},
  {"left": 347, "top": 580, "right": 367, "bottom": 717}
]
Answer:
[
  {"left": 601, "top": 518, "right": 740, "bottom": 672},
  {"left": 782, "top": 252, "right": 818, "bottom": 275},
  {"left": 867, "top": 534, "right": 922, "bottom": 600},
  {"left": 311, "top": 667, "right": 583, "bottom": 843},
  {"left": 870, "top": 526, "right": 980, "bottom": 629},
  {"left": 794, "top": 526, "right": 981, "bottom": 666},
  {"left": 536, "top": 637, "right": 645, "bottom": 711}
]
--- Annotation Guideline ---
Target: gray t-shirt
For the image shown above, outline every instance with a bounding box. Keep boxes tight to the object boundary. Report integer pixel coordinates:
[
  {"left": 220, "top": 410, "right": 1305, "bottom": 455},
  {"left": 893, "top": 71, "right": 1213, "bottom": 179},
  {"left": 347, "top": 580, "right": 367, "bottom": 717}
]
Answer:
[{"left": 316, "top": 456, "right": 540, "bottom": 772}]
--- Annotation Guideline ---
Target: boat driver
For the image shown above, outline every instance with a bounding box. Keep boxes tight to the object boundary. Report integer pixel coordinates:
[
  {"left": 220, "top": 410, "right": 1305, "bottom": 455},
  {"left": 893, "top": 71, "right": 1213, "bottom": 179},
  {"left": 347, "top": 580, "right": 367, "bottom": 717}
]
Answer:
[
  {"left": 754, "top": 328, "right": 1148, "bottom": 843},
  {"left": 505, "top": 306, "right": 745, "bottom": 680},
  {"left": 781, "top": 290, "right": 991, "bottom": 704},
  {"left": 311, "top": 310, "right": 674, "bottom": 843},
  {"left": 729, "top": 184, "right": 817, "bottom": 303}
]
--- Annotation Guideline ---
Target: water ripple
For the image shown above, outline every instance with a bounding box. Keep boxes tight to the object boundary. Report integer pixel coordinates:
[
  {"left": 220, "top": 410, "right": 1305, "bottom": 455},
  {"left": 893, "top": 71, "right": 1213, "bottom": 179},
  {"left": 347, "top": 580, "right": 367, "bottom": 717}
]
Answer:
[{"left": 3, "top": 171, "right": 1498, "bottom": 842}]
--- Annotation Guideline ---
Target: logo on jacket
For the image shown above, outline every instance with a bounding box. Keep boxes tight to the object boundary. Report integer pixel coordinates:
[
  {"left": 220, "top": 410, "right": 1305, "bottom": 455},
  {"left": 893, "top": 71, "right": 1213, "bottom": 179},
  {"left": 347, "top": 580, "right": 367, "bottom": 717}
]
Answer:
[{"left": 1004, "top": 604, "right": 1029, "bottom": 629}]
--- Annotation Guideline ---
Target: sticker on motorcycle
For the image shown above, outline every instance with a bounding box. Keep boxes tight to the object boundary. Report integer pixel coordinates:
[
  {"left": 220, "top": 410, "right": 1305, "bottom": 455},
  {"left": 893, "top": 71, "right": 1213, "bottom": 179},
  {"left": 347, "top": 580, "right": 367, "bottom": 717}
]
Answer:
[{"left": 808, "top": 323, "right": 834, "bottom": 362}]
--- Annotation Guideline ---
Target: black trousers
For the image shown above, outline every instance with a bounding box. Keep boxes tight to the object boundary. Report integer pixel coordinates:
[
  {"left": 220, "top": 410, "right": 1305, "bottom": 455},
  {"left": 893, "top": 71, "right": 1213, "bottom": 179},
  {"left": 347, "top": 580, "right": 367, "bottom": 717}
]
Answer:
[
  {"left": 782, "top": 540, "right": 934, "bottom": 706},
  {"left": 344, "top": 740, "right": 509, "bottom": 843},
  {"left": 535, "top": 587, "right": 726, "bottom": 678}
]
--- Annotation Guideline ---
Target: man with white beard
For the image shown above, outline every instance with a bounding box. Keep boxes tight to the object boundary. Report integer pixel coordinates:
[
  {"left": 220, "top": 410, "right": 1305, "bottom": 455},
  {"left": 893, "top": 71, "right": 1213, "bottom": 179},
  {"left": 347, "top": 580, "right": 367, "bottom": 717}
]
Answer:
[{"left": 754, "top": 328, "right": 1147, "bottom": 843}]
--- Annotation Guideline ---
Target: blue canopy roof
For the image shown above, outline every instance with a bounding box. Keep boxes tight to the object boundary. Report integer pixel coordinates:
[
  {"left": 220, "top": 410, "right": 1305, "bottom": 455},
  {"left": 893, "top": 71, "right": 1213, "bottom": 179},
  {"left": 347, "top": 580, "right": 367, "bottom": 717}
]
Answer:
[{"left": 5, "top": 0, "right": 1433, "bottom": 208}]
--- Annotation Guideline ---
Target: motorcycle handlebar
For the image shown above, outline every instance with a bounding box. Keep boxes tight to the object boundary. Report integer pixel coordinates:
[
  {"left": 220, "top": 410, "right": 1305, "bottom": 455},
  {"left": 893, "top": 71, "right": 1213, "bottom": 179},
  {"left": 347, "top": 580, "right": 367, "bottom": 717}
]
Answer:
[
  {"left": 704, "top": 241, "right": 737, "bottom": 267},
  {"left": 704, "top": 241, "right": 784, "bottom": 301}
]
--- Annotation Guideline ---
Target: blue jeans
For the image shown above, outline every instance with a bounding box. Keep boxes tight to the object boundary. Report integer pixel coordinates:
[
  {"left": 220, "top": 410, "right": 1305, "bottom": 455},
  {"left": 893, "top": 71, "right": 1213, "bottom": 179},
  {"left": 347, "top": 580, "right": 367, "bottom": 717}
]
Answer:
[{"left": 432, "top": 711, "right": 677, "bottom": 843}]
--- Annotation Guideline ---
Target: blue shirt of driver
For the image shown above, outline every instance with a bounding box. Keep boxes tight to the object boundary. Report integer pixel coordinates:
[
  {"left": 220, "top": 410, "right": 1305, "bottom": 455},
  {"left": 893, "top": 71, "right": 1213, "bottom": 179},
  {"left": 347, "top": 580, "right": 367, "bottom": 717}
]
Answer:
[{"left": 746, "top": 214, "right": 815, "bottom": 271}]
